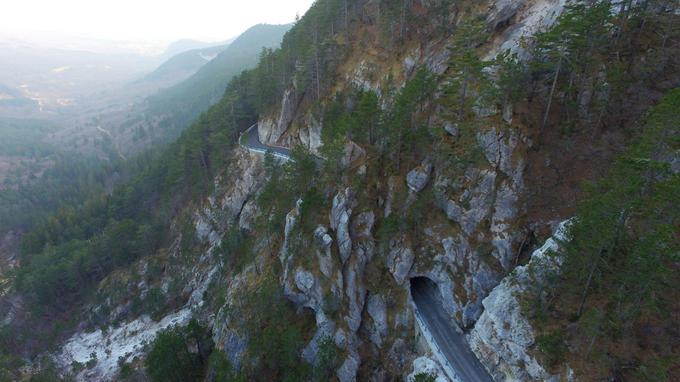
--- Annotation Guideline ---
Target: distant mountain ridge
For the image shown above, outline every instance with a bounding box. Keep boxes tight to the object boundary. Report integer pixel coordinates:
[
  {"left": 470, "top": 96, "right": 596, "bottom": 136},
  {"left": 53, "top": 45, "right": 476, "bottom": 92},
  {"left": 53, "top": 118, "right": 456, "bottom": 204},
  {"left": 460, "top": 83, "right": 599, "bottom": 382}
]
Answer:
[
  {"left": 141, "top": 44, "right": 230, "bottom": 84},
  {"left": 160, "top": 38, "right": 230, "bottom": 59},
  {"left": 141, "top": 23, "right": 293, "bottom": 144}
]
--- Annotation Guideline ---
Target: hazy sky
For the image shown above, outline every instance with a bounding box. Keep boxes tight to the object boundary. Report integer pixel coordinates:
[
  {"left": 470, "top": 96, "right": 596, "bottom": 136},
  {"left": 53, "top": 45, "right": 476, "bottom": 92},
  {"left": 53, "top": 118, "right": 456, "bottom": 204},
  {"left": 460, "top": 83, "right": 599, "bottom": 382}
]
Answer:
[{"left": 1, "top": 0, "right": 315, "bottom": 45}]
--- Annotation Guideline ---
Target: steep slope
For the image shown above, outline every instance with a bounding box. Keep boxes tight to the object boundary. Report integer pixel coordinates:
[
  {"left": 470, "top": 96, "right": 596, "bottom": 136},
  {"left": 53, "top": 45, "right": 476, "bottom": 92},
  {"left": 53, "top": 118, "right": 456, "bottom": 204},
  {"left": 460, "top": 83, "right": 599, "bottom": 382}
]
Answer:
[
  {"left": 51, "top": 23, "right": 291, "bottom": 158},
  {"left": 106, "top": 23, "right": 291, "bottom": 155},
  {"left": 141, "top": 24, "right": 292, "bottom": 142},
  {"left": 1, "top": 1, "right": 678, "bottom": 381},
  {"left": 141, "top": 44, "right": 229, "bottom": 84}
]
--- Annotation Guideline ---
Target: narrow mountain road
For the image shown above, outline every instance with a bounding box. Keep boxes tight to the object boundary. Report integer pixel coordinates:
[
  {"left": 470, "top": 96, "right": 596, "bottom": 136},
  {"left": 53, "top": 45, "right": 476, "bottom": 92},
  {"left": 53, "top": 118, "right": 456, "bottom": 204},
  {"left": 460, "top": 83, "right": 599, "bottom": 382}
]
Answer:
[
  {"left": 239, "top": 123, "right": 324, "bottom": 165},
  {"left": 411, "top": 279, "right": 494, "bottom": 382},
  {"left": 239, "top": 123, "right": 293, "bottom": 160}
]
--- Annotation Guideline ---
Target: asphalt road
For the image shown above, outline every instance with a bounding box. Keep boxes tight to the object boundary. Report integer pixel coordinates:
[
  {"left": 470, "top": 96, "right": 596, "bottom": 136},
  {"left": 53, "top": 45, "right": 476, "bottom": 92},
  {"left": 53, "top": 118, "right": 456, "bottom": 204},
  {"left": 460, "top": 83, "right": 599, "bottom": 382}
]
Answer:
[
  {"left": 411, "top": 279, "right": 494, "bottom": 382},
  {"left": 240, "top": 123, "right": 293, "bottom": 159}
]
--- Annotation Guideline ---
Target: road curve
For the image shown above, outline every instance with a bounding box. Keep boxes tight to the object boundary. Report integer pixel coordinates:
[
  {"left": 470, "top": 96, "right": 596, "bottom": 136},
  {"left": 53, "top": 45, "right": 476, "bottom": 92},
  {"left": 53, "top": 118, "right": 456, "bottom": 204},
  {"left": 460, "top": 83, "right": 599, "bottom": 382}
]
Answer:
[
  {"left": 411, "top": 278, "right": 494, "bottom": 382},
  {"left": 239, "top": 123, "right": 294, "bottom": 160}
]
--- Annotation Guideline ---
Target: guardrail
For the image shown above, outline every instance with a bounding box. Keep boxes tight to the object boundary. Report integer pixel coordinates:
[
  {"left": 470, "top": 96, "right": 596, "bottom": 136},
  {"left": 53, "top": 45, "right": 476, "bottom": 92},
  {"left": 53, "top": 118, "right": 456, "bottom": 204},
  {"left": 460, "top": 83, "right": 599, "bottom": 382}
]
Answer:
[
  {"left": 238, "top": 123, "right": 292, "bottom": 161},
  {"left": 413, "top": 306, "right": 462, "bottom": 382},
  {"left": 238, "top": 123, "right": 326, "bottom": 165}
]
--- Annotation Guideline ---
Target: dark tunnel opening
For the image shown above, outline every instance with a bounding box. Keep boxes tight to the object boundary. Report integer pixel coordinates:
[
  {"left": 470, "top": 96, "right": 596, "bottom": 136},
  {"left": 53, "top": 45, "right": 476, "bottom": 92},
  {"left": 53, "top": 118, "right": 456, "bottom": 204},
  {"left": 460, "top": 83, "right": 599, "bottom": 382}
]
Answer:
[{"left": 410, "top": 276, "right": 442, "bottom": 306}]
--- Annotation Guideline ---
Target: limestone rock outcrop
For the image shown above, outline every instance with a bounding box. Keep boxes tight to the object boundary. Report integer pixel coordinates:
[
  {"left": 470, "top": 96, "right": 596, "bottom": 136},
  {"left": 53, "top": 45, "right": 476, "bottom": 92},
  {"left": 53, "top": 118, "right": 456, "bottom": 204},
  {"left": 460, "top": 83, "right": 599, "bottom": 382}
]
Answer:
[
  {"left": 407, "top": 162, "right": 433, "bottom": 193},
  {"left": 468, "top": 220, "right": 571, "bottom": 381},
  {"left": 258, "top": 87, "right": 299, "bottom": 145}
]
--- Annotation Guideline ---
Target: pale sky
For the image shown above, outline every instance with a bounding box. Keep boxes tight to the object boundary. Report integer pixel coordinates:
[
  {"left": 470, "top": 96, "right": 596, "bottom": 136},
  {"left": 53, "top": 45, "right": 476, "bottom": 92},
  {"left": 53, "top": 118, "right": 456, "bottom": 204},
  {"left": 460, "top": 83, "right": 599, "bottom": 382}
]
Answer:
[{"left": 1, "top": 0, "right": 315, "bottom": 47}]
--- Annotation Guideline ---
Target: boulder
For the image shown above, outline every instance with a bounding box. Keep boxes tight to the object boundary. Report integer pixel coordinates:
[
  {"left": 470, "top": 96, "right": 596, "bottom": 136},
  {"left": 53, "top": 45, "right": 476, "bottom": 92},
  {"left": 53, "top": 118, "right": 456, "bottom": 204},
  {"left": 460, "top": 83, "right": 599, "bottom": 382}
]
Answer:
[
  {"left": 387, "top": 240, "right": 414, "bottom": 285},
  {"left": 337, "top": 212, "right": 353, "bottom": 264},
  {"left": 351, "top": 211, "right": 376, "bottom": 264},
  {"left": 384, "top": 176, "right": 398, "bottom": 217},
  {"left": 406, "top": 162, "right": 433, "bottom": 193},
  {"left": 404, "top": 54, "right": 418, "bottom": 76},
  {"left": 490, "top": 181, "right": 522, "bottom": 271},
  {"left": 341, "top": 140, "right": 366, "bottom": 168},
  {"left": 298, "top": 115, "right": 323, "bottom": 154},
  {"left": 388, "top": 339, "right": 411, "bottom": 372},
  {"left": 425, "top": 46, "right": 451, "bottom": 75},
  {"left": 330, "top": 188, "right": 353, "bottom": 231},
  {"left": 344, "top": 257, "right": 367, "bottom": 333},
  {"left": 443, "top": 122, "right": 460, "bottom": 138}
]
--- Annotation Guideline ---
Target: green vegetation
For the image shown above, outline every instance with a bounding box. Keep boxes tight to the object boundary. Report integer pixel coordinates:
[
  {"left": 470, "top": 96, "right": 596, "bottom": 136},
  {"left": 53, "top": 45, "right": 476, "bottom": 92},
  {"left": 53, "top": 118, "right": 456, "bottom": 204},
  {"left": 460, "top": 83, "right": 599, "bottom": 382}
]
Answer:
[
  {"left": 256, "top": 147, "right": 322, "bottom": 239},
  {"left": 4, "top": 0, "right": 678, "bottom": 380},
  {"left": 535, "top": 331, "right": 567, "bottom": 367},
  {"left": 532, "top": 0, "right": 612, "bottom": 130},
  {"left": 12, "top": 0, "right": 443, "bottom": 323},
  {"left": 244, "top": 277, "right": 309, "bottom": 380},
  {"left": 143, "top": 44, "right": 228, "bottom": 83},
  {"left": 319, "top": 67, "right": 436, "bottom": 175},
  {"left": 381, "top": 68, "right": 437, "bottom": 172},
  {"left": 443, "top": 18, "right": 492, "bottom": 120},
  {"left": 0, "top": 118, "right": 58, "bottom": 157},
  {"left": 413, "top": 373, "right": 437, "bottom": 382},
  {"left": 146, "top": 24, "right": 292, "bottom": 145},
  {"left": 312, "top": 336, "right": 340, "bottom": 381},
  {"left": 145, "top": 320, "right": 213, "bottom": 382},
  {"left": 531, "top": 0, "right": 679, "bottom": 133},
  {"left": 0, "top": 118, "right": 138, "bottom": 234},
  {"left": 216, "top": 273, "right": 316, "bottom": 381},
  {"left": 147, "top": 272, "right": 317, "bottom": 382},
  {"left": 533, "top": 88, "right": 680, "bottom": 379}
]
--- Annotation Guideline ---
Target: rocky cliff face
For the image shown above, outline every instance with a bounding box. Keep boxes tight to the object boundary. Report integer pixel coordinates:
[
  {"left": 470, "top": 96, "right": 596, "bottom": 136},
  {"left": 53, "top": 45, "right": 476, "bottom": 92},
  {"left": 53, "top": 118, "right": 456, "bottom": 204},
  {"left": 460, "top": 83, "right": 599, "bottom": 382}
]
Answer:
[
  {"left": 53, "top": 149, "right": 266, "bottom": 381},
  {"left": 33, "top": 0, "right": 675, "bottom": 380},
  {"left": 219, "top": 1, "right": 566, "bottom": 380},
  {"left": 469, "top": 220, "right": 570, "bottom": 381}
]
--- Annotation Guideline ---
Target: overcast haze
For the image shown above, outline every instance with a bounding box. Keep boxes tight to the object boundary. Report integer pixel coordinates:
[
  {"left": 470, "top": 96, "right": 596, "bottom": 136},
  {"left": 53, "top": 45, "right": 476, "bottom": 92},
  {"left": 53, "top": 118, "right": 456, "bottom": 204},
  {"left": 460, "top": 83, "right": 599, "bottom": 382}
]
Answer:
[{"left": 1, "top": 0, "right": 314, "bottom": 51}]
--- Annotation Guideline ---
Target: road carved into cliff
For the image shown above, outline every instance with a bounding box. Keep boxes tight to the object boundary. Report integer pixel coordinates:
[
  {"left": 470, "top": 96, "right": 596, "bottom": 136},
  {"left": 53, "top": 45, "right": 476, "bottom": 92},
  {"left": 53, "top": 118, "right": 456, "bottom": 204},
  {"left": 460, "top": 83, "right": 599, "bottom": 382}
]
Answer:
[
  {"left": 239, "top": 123, "right": 293, "bottom": 160},
  {"left": 240, "top": 123, "right": 327, "bottom": 166},
  {"left": 411, "top": 278, "right": 494, "bottom": 382}
]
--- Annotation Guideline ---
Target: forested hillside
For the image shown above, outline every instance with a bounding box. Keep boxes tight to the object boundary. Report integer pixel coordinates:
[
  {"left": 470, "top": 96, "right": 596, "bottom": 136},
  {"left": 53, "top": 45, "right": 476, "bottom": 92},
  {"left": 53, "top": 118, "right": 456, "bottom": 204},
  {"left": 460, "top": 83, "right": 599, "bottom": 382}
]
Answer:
[
  {"left": 141, "top": 44, "right": 229, "bottom": 84},
  {"left": 0, "top": 23, "right": 291, "bottom": 264},
  {"left": 0, "top": 1, "right": 678, "bottom": 381},
  {"left": 138, "top": 24, "right": 293, "bottom": 147}
]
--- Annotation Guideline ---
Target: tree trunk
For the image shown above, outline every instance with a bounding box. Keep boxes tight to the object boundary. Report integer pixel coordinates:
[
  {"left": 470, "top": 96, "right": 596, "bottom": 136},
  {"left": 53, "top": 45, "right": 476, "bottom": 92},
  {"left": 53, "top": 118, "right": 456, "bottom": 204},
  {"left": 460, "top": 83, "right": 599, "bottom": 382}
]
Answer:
[
  {"left": 344, "top": 0, "right": 349, "bottom": 31},
  {"left": 396, "top": 129, "right": 402, "bottom": 172},
  {"left": 314, "top": 28, "right": 321, "bottom": 100},
  {"left": 577, "top": 248, "right": 602, "bottom": 318},
  {"left": 400, "top": 0, "right": 407, "bottom": 40},
  {"left": 459, "top": 66, "right": 469, "bottom": 119},
  {"left": 541, "top": 52, "right": 563, "bottom": 132}
]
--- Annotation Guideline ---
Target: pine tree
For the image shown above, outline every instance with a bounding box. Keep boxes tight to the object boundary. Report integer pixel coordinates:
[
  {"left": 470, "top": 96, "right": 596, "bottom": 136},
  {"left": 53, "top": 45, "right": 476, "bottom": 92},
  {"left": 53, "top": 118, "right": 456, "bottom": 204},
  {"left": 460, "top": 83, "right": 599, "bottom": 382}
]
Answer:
[{"left": 444, "top": 18, "right": 492, "bottom": 121}]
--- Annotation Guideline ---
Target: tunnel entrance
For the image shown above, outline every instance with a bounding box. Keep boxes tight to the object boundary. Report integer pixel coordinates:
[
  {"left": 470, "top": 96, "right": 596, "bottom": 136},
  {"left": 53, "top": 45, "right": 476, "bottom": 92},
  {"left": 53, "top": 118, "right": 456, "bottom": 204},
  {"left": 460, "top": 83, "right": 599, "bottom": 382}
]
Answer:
[
  {"left": 409, "top": 276, "right": 495, "bottom": 382},
  {"left": 410, "top": 276, "right": 442, "bottom": 306}
]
